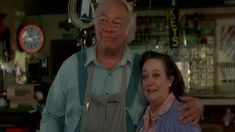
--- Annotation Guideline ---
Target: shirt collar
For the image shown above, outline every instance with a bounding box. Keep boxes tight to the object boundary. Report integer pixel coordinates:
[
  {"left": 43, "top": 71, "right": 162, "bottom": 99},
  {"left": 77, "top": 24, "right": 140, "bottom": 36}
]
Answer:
[
  {"left": 84, "top": 45, "right": 132, "bottom": 67},
  {"left": 143, "top": 93, "right": 176, "bottom": 122}
]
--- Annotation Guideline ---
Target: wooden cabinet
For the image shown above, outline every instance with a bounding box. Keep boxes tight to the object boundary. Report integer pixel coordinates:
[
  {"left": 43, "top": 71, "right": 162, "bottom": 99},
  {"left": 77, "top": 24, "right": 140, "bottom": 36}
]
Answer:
[
  {"left": 0, "top": 107, "right": 40, "bottom": 131},
  {"left": 200, "top": 104, "right": 235, "bottom": 132}
]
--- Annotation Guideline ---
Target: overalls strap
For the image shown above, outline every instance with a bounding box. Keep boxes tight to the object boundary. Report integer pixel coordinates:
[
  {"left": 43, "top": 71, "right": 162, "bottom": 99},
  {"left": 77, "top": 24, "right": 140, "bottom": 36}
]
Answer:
[
  {"left": 77, "top": 50, "right": 87, "bottom": 105},
  {"left": 126, "top": 54, "right": 141, "bottom": 108},
  {"left": 126, "top": 54, "right": 141, "bottom": 132}
]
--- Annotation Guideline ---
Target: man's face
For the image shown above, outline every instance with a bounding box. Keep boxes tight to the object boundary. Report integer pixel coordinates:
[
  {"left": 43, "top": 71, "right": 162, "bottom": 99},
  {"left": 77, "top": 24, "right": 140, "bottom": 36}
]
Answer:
[{"left": 96, "top": 1, "right": 129, "bottom": 53}]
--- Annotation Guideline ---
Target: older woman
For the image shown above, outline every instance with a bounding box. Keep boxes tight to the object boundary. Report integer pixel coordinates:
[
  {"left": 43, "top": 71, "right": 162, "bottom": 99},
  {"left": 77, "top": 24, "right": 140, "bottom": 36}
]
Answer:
[{"left": 137, "top": 51, "right": 201, "bottom": 132}]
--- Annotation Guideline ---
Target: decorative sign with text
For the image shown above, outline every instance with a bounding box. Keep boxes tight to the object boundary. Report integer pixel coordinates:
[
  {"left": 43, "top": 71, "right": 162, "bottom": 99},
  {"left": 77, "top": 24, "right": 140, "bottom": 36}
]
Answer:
[{"left": 168, "top": 6, "right": 179, "bottom": 49}]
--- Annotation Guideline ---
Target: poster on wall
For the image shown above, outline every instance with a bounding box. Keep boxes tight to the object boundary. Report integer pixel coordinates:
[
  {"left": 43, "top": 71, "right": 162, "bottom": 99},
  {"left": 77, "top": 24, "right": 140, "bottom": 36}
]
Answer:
[
  {"left": 216, "top": 18, "right": 235, "bottom": 92},
  {"left": 216, "top": 18, "right": 235, "bottom": 62}
]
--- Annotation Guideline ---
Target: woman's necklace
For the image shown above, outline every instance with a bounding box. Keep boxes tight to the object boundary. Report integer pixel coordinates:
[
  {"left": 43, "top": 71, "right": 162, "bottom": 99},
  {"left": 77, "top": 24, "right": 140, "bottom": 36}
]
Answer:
[
  {"left": 150, "top": 111, "right": 158, "bottom": 122},
  {"left": 149, "top": 111, "right": 158, "bottom": 127}
]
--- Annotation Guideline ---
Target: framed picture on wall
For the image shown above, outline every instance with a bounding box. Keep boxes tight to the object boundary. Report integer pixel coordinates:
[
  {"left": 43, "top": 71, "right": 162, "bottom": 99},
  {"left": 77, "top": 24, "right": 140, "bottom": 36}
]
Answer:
[
  {"left": 216, "top": 18, "right": 235, "bottom": 62},
  {"left": 215, "top": 18, "right": 235, "bottom": 93}
]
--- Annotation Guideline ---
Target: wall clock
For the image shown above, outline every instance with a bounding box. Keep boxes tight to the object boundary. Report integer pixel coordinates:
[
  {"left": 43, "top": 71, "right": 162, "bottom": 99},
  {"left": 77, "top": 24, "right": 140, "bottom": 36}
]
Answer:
[{"left": 18, "top": 24, "right": 45, "bottom": 53}]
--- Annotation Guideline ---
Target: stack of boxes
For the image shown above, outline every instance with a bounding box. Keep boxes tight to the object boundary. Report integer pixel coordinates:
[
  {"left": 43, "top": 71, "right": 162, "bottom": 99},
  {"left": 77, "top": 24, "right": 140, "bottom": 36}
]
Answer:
[{"left": 6, "top": 84, "right": 38, "bottom": 108}]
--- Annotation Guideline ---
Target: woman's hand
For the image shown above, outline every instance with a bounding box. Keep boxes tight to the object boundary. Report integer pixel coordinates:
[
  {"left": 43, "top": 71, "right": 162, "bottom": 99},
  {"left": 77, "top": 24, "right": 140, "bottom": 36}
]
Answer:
[{"left": 179, "top": 96, "right": 204, "bottom": 125}]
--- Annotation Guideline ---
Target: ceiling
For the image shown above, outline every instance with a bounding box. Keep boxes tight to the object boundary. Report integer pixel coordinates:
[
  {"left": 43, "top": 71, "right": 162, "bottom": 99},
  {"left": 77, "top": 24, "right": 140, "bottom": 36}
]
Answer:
[
  {"left": 25, "top": 0, "right": 68, "bottom": 15},
  {"left": 25, "top": 0, "right": 235, "bottom": 15}
]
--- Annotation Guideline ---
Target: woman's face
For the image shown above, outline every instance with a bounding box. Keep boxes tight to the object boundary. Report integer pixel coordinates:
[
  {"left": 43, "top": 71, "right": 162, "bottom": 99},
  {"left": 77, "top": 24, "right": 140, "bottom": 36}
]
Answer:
[
  {"left": 96, "top": 1, "right": 129, "bottom": 54},
  {"left": 142, "top": 58, "right": 172, "bottom": 105}
]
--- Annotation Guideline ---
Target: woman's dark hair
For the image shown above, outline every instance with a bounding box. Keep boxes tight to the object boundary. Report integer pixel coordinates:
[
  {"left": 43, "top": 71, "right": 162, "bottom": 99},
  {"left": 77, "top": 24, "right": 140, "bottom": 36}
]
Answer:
[{"left": 140, "top": 50, "right": 185, "bottom": 101}]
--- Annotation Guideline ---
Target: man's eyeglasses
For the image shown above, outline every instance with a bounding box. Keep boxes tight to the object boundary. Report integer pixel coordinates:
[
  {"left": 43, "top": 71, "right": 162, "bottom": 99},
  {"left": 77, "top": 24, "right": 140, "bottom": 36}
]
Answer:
[{"left": 98, "top": 16, "right": 125, "bottom": 30}]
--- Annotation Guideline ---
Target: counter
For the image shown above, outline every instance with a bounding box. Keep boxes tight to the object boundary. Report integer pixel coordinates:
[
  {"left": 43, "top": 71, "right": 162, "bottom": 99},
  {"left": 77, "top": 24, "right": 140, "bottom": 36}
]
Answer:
[{"left": 188, "top": 93, "right": 235, "bottom": 105}]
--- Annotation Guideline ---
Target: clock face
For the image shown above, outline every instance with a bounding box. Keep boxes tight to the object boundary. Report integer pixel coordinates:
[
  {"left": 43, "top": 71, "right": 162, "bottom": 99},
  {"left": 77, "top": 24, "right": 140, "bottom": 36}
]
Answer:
[{"left": 18, "top": 24, "right": 45, "bottom": 53}]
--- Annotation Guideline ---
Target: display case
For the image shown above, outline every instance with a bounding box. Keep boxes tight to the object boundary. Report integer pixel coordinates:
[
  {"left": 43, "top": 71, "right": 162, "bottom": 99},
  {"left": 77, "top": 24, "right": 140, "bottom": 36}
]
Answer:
[
  {"left": 129, "top": 10, "right": 235, "bottom": 100},
  {"left": 180, "top": 17, "right": 235, "bottom": 100},
  {"left": 179, "top": 44, "right": 215, "bottom": 93},
  {"left": 129, "top": 11, "right": 168, "bottom": 54}
]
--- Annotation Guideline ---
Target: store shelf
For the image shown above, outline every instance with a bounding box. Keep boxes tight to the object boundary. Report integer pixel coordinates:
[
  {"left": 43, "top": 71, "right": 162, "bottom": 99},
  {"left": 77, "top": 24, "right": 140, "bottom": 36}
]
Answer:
[
  {"left": 201, "top": 98, "right": 235, "bottom": 105},
  {"left": 188, "top": 93, "right": 235, "bottom": 105}
]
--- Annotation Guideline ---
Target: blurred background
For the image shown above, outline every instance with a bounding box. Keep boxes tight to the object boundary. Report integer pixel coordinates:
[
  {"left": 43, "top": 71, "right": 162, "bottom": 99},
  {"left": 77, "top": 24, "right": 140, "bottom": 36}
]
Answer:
[{"left": 0, "top": 0, "right": 234, "bottom": 131}]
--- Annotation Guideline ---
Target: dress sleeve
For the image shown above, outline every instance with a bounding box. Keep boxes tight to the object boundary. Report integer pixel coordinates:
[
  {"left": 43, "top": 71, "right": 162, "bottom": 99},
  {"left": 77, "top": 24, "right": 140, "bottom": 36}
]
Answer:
[{"left": 156, "top": 100, "right": 202, "bottom": 132}]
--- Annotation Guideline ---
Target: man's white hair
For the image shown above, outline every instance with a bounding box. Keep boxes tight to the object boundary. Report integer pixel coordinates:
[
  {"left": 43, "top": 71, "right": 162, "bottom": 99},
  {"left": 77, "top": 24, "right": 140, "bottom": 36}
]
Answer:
[{"left": 94, "top": 0, "right": 136, "bottom": 44}]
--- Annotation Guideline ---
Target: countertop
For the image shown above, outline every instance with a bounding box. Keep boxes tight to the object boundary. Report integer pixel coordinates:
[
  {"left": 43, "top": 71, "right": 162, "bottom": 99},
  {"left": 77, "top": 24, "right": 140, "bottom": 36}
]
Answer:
[{"left": 187, "top": 93, "right": 235, "bottom": 105}]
